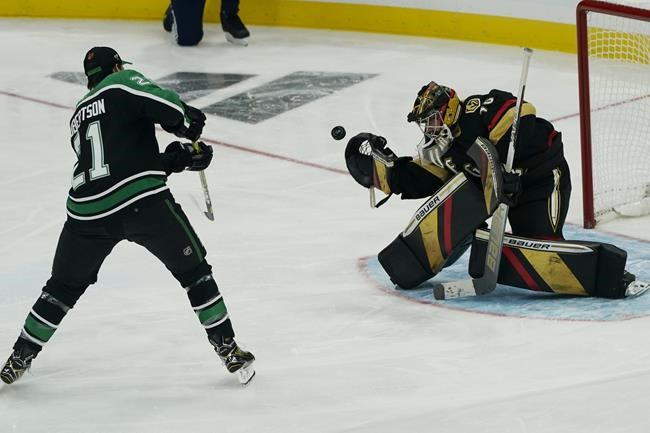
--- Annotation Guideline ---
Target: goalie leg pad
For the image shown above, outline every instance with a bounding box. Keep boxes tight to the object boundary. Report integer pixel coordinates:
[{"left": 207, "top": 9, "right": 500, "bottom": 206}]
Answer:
[
  {"left": 378, "top": 235, "right": 434, "bottom": 289},
  {"left": 469, "top": 229, "right": 629, "bottom": 298},
  {"left": 378, "top": 172, "right": 488, "bottom": 289}
]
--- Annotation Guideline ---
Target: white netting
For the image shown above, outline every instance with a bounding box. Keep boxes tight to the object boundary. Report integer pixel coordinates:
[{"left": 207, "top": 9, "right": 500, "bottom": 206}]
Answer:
[{"left": 585, "top": 2, "right": 650, "bottom": 223}]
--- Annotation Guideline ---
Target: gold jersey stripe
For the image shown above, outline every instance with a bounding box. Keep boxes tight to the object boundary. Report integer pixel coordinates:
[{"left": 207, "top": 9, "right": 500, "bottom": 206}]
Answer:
[{"left": 488, "top": 102, "right": 536, "bottom": 144}]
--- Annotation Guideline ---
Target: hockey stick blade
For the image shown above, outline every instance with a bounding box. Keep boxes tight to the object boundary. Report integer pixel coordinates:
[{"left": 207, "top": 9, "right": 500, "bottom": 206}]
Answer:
[
  {"left": 432, "top": 274, "right": 500, "bottom": 300},
  {"left": 433, "top": 280, "right": 477, "bottom": 300}
]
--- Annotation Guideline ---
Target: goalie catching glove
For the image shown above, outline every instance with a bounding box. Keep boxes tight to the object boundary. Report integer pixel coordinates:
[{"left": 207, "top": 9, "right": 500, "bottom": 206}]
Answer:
[
  {"left": 161, "top": 141, "right": 213, "bottom": 174},
  {"left": 344, "top": 132, "right": 409, "bottom": 195}
]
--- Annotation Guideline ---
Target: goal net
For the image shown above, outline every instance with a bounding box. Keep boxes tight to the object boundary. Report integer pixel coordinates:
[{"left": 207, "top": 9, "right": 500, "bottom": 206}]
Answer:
[{"left": 577, "top": 0, "right": 650, "bottom": 227}]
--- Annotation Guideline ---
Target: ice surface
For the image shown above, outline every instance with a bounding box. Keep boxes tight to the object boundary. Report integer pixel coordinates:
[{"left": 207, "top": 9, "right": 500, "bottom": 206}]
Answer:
[{"left": 1, "top": 18, "right": 650, "bottom": 433}]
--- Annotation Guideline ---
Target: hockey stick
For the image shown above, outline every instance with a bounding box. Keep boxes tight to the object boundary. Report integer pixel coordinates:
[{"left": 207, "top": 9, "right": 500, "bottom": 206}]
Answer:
[
  {"left": 192, "top": 141, "right": 215, "bottom": 221},
  {"left": 365, "top": 136, "right": 394, "bottom": 208},
  {"left": 433, "top": 47, "right": 534, "bottom": 300}
]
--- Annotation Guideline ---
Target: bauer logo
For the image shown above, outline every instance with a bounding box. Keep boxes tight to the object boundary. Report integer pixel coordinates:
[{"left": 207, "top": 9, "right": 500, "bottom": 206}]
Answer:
[
  {"left": 403, "top": 174, "right": 468, "bottom": 236},
  {"left": 183, "top": 246, "right": 193, "bottom": 256}
]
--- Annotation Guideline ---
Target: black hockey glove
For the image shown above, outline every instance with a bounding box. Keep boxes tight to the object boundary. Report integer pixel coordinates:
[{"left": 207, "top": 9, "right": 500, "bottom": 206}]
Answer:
[
  {"left": 162, "top": 141, "right": 213, "bottom": 174},
  {"left": 344, "top": 132, "right": 396, "bottom": 188},
  {"left": 501, "top": 169, "right": 521, "bottom": 207},
  {"left": 162, "top": 103, "right": 206, "bottom": 142},
  {"left": 182, "top": 103, "right": 206, "bottom": 141}
]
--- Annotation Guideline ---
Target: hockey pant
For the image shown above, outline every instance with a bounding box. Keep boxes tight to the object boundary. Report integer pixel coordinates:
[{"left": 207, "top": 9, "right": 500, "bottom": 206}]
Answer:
[
  {"left": 509, "top": 160, "right": 571, "bottom": 239},
  {"left": 470, "top": 229, "right": 629, "bottom": 298},
  {"left": 14, "top": 196, "right": 234, "bottom": 356}
]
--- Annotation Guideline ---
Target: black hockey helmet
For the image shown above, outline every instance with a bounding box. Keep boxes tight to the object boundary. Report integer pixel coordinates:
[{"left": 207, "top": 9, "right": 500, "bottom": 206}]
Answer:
[
  {"left": 407, "top": 81, "right": 461, "bottom": 142},
  {"left": 83, "top": 47, "right": 132, "bottom": 89}
]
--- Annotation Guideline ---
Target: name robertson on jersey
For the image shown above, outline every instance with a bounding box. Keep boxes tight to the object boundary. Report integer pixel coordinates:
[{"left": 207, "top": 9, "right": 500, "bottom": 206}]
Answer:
[{"left": 70, "top": 99, "right": 106, "bottom": 135}]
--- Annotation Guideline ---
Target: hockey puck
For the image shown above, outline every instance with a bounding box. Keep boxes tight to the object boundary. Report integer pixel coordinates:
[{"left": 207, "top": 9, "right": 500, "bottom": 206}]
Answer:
[{"left": 331, "top": 125, "right": 346, "bottom": 141}]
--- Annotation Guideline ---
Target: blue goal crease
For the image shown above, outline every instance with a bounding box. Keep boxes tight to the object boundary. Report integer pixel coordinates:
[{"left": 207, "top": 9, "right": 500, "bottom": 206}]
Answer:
[{"left": 361, "top": 225, "right": 650, "bottom": 321}]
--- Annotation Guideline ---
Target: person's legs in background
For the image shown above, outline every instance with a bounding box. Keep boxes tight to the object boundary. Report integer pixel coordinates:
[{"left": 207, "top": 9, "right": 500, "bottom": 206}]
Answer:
[
  {"left": 221, "top": 0, "right": 250, "bottom": 44},
  {"left": 163, "top": 0, "right": 206, "bottom": 46}
]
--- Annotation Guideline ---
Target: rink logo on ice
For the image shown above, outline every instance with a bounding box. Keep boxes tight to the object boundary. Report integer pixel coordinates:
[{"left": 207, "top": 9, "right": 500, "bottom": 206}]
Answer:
[
  {"left": 50, "top": 70, "right": 376, "bottom": 124},
  {"left": 360, "top": 225, "right": 650, "bottom": 321}
]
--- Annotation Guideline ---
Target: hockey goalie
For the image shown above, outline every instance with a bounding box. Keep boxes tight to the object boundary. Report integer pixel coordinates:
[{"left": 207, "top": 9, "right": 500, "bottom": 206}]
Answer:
[{"left": 344, "top": 81, "right": 649, "bottom": 299}]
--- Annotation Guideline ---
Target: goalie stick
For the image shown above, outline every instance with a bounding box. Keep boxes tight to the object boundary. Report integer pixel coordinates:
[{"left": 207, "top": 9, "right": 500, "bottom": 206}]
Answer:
[{"left": 433, "top": 47, "right": 534, "bottom": 300}]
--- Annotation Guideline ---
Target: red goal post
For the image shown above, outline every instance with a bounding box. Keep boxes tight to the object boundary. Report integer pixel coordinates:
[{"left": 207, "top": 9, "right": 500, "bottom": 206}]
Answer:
[{"left": 577, "top": 0, "right": 650, "bottom": 228}]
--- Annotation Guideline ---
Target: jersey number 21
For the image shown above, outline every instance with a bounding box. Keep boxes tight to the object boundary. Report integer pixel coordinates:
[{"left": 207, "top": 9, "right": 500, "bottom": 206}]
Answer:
[{"left": 71, "top": 121, "right": 110, "bottom": 189}]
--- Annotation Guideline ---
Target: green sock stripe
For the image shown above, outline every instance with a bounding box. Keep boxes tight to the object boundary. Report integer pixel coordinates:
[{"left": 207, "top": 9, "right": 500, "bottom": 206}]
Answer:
[
  {"left": 198, "top": 301, "right": 228, "bottom": 325},
  {"left": 24, "top": 314, "right": 56, "bottom": 343},
  {"left": 164, "top": 199, "right": 204, "bottom": 262}
]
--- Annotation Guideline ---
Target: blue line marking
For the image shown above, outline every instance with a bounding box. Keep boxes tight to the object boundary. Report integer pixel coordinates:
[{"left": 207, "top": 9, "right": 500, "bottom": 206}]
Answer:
[{"left": 362, "top": 225, "right": 650, "bottom": 321}]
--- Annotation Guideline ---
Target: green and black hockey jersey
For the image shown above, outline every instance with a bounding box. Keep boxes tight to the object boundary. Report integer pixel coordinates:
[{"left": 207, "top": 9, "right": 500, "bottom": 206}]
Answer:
[{"left": 67, "top": 69, "right": 188, "bottom": 220}]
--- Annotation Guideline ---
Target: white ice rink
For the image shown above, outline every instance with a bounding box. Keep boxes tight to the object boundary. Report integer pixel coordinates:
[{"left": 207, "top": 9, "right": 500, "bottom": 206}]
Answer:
[{"left": 2, "top": 18, "right": 650, "bottom": 433}]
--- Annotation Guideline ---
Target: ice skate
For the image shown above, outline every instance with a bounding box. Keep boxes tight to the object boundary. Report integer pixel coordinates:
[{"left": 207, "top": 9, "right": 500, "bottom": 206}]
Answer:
[
  {"left": 210, "top": 337, "right": 255, "bottom": 385},
  {"left": 1, "top": 347, "right": 36, "bottom": 385},
  {"left": 623, "top": 271, "right": 650, "bottom": 297},
  {"left": 221, "top": 13, "right": 250, "bottom": 46},
  {"left": 162, "top": 4, "right": 174, "bottom": 32}
]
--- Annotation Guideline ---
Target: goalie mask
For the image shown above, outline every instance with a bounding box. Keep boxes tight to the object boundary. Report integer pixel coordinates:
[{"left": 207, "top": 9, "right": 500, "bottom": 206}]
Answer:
[{"left": 407, "top": 82, "right": 461, "bottom": 147}]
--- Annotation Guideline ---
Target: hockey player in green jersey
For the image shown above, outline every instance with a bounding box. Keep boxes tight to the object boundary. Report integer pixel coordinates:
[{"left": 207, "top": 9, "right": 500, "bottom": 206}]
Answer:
[{"left": 1, "top": 47, "right": 254, "bottom": 386}]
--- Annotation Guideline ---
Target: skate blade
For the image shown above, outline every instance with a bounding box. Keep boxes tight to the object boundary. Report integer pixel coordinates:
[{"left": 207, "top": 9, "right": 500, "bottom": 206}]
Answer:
[
  {"left": 236, "top": 363, "right": 255, "bottom": 386},
  {"left": 626, "top": 280, "right": 650, "bottom": 297},
  {"left": 225, "top": 33, "right": 249, "bottom": 46}
]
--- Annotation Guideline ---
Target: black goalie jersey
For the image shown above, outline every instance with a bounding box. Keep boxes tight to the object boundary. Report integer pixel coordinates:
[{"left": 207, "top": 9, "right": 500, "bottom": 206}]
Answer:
[
  {"left": 67, "top": 69, "right": 188, "bottom": 220},
  {"left": 444, "top": 89, "right": 564, "bottom": 183}
]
